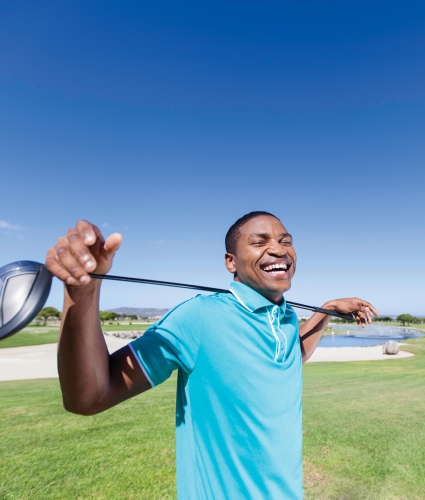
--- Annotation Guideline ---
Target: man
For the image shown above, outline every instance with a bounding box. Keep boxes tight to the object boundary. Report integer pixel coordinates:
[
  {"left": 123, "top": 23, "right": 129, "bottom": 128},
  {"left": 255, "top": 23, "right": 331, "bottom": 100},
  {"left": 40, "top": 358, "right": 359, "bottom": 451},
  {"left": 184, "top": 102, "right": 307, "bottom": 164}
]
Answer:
[{"left": 46, "top": 211, "right": 377, "bottom": 499}]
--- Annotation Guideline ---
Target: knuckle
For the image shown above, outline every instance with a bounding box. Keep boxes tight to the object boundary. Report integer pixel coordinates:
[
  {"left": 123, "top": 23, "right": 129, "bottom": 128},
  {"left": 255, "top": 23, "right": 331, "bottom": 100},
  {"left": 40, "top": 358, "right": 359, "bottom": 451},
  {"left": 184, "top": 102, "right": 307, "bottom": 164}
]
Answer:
[
  {"left": 76, "top": 250, "right": 90, "bottom": 261},
  {"left": 56, "top": 245, "right": 68, "bottom": 256},
  {"left": 67, "top": 232, "right": 79, "bottom": 242},
  {"left": 45, "top": 257, "right": 57, "bottom": 269},
  {"left": 66, "top": 225, "right": 77, "bottom": 233}
]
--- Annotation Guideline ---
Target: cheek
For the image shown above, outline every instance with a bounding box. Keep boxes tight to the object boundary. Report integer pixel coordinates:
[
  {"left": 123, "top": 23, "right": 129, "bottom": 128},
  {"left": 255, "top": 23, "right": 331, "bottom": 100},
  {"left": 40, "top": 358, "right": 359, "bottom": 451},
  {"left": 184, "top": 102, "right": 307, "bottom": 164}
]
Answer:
[{"left": 239, "top": 258, "right": 259, "bottom": 277}]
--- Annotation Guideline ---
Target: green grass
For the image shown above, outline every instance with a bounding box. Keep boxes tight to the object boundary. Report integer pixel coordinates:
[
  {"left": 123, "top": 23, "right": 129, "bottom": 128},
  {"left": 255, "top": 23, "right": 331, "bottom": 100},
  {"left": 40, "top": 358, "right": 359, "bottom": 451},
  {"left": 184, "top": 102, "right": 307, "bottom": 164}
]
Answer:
[
  {"left": 330, "top": 321, "right": 425, "bottom": 331},
  {"left": 1, "top": 340, "right": 425, "bottom": 499},
  {"left": 303, "top": 338, "right": 425, "bottom": 499},
  {"left": 0, "top": 377, "right": 176, "bottom": 500},
  {"left": 101, "top": 323, "right": 150, "bottom": 332},
  {"left": 1, "top": 324, "right": 150, "bottom": 349},
  {"left": 0, "top": 328, "right": 60, "bottom": 348}
]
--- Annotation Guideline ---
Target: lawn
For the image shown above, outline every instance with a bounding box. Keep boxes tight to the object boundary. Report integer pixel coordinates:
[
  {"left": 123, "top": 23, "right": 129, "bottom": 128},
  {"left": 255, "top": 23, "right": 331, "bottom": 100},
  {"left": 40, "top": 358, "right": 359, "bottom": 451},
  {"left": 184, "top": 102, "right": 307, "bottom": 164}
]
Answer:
[
  {"left": 0, "top": 328, "right": 60, "bottom": 349},
  {"left": 101, "top": 323, "right": 151, "bottom": 332},
  {"left": 329, "top": 321, "right": 425, "bottom": 330},
  {"left": 0, "top": 324, "right": 150, "bottom": 349},
  {"left": 0, "top": 377, "right": 176, "bottom": 500},
  {"left": 1, "top": 339, "right": 425, "bottom": 499},
  {"left": 303, "top": 338, "right": 425, "bottom": 499}
]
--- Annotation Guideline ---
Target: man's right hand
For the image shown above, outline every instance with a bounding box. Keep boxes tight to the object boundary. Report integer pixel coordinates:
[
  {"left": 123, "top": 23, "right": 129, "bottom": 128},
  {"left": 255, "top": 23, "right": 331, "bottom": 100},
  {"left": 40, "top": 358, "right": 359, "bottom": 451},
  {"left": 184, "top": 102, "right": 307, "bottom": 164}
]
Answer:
[
  {"left": 45, "top": 220, "right": 123, "bottom": 285},
  {"left": 48, "top": 220, "right": 150, "bottom": 415}
]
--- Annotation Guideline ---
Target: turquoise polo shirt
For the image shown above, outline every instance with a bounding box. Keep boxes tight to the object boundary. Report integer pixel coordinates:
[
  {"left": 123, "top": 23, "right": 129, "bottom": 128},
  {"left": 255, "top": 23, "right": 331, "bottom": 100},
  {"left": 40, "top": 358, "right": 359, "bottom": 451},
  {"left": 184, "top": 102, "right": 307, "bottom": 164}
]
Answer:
[{"left": 129, "top": 281, "right": 303, "bottom": 499}]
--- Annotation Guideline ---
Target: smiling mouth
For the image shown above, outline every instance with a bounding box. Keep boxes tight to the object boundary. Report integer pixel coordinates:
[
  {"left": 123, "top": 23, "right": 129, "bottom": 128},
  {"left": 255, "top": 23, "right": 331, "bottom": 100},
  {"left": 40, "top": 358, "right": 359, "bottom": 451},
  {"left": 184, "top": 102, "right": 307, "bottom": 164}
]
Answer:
[{"left": 260, "top": 262, "right": 291, "bottom": 276}]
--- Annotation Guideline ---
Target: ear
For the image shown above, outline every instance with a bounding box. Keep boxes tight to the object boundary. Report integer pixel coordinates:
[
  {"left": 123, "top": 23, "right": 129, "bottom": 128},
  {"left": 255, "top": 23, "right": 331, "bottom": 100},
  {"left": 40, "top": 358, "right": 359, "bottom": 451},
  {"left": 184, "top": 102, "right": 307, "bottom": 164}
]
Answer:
[{"left": 225, "top": 253, "right": 237, "bottom": 274}]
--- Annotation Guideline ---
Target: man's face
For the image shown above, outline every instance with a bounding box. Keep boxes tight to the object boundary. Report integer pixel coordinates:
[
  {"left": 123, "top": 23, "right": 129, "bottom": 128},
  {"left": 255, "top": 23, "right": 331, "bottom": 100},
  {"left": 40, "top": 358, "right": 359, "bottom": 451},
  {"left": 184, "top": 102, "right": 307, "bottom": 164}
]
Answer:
[{"left": 225, "top": 216, "right": 297, "bottom": 304}]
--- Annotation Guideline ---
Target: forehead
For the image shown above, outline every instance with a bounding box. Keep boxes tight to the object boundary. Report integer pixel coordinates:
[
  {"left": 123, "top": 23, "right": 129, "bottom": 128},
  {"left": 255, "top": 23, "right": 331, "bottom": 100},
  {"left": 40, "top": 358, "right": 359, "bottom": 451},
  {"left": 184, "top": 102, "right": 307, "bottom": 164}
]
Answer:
[{"left": 239, "top": 216, "right": 288, "bottom": 237}]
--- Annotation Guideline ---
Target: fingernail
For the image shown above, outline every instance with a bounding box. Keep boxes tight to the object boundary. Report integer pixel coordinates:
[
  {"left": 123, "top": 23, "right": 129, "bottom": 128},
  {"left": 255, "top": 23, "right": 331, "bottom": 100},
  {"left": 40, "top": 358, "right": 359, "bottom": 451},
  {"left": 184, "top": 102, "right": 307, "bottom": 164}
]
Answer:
[
  {"left": 84, "top": 234, "right": 95, "bottom": 244},
  {"left": 80, "top": 254, "right": 90, "bottom": 263},
  {"left": 80, "top": 275, "right": 90, "bottom": 284},
  {"left": 66, "top": 277, "right": 75, "bottom": 285},
  {"left": 84, "top": 261, "right": 94, "bottom": 270}
]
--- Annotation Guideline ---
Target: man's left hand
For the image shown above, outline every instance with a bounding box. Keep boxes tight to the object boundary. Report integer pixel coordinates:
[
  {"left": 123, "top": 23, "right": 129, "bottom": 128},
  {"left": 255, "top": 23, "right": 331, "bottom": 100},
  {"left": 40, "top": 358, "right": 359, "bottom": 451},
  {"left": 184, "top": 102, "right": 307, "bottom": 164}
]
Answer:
[{"left": 323, "top": 298, "right": 378, "bottom": 327}]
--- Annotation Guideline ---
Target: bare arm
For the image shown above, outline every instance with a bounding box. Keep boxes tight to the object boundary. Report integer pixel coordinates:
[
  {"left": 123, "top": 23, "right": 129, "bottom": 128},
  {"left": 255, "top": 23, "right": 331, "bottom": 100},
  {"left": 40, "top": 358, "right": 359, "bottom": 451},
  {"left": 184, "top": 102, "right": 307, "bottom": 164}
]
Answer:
[
  {"left": 46, "top": 220, "right": 151, "bottom": 416},
  {"left": 299, "top": 298, "right": 378, "bottom": 363}
]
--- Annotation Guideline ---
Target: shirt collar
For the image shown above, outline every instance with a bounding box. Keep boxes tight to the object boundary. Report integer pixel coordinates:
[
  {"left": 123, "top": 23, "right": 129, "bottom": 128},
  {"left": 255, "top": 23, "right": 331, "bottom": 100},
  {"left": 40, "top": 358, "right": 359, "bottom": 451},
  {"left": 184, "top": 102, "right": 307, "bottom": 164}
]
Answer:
[{"left": 229, "top": 281, "right": 287, "bottom": 315}]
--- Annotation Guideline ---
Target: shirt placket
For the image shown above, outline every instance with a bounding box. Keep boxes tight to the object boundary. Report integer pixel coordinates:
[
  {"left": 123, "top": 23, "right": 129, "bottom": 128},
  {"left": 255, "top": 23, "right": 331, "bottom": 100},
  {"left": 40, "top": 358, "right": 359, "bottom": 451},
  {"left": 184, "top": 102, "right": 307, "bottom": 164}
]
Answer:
[{"left": 268, "top": 306, "right": 287, "bottom": 363}]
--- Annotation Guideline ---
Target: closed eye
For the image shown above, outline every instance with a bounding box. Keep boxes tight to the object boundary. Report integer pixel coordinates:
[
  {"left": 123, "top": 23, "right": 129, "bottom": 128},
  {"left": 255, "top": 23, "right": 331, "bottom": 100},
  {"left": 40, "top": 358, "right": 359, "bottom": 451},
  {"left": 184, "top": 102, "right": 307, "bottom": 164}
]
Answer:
[{"left": 280, "top": 239, "right": 293, "bottom": 246}]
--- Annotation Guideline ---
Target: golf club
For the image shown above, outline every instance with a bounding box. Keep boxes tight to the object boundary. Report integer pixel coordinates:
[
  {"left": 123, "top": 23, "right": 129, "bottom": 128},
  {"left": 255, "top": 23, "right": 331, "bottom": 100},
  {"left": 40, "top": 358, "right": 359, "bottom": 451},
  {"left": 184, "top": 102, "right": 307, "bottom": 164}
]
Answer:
[
  {"left": 0, "top": 261, "right": 354, "bottom": 340},
  {"left": 0, "top": 261, "right": 53, "bottom": 340}
]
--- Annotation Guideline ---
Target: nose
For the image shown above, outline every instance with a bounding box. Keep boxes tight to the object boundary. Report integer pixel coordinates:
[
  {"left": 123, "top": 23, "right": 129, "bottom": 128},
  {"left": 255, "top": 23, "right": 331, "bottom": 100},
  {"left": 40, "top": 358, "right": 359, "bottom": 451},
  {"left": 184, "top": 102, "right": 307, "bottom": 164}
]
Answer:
[{"left": 268, "top": 239, "right": 286, "bottom": 257}]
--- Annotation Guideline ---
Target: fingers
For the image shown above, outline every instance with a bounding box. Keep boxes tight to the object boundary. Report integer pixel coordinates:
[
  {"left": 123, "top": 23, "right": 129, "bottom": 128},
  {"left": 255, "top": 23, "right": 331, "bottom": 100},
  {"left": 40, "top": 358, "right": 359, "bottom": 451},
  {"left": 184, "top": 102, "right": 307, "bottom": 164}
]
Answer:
[
  {"left": 46, "top": 240, "right": 90, "bottom": 285},
  {"left": 57, "top": 235, "right": 92, "bottom": 284},
  {"left": 45, "top": 221, "right": 123, "bottom": 285},
  {"left": 46, "top": 247, "right": 75, "bottom": 284},
  {"left": 103, "top": 233, "right": 123, "bottom": 260},
  {"left": 357, "top": 300, "right": 378, "bottom": 318},
  {"left": 329, "top": 298, "right": 378, "bottom": 328},
  {"left": 86, "top": 226, "right": 122, "bottom": 267},
  {"left": 75, "top": 220, "right": 98, "bottom": 246},
  {"left": 46, "top": 220, "right": 102, "bottom": 285},
  {"left": 354, "top": 299, "right": 378, "bottom": 325},
  {"left": 66, "top": 228, "right": 97, "bottom": 272},
  {"left": 350, "top": 299, "right": 378, "bottom": 328},
  {"left": 354, "top": 310, "right": 368, "bottom": 328}
]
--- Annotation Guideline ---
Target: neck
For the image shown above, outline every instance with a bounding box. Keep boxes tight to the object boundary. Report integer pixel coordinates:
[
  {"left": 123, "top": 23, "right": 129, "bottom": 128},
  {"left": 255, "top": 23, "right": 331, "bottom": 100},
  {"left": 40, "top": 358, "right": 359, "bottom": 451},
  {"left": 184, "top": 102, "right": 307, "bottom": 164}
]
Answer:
[{"left": 233, "top": 277, "right": 284, "bottom": 305}]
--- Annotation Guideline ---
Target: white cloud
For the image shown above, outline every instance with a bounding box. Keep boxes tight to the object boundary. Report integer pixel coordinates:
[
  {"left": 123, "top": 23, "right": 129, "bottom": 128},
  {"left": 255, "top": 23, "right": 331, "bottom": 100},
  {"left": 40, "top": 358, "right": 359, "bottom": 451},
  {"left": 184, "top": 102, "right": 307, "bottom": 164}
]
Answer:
[
  {"left": 101, "top": 222, "right": 111, "bottom": 228},
  {"left": 0, "top": 220, "right": 23, "bottom": 230}
]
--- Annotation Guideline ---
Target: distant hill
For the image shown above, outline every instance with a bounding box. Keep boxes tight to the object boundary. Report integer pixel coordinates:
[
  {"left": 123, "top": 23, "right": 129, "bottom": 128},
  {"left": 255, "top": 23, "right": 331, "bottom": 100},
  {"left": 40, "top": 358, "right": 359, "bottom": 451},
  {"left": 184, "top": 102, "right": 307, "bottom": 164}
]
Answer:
[{"left": 106, "top": 307, "right": 169, "bottom": 318}]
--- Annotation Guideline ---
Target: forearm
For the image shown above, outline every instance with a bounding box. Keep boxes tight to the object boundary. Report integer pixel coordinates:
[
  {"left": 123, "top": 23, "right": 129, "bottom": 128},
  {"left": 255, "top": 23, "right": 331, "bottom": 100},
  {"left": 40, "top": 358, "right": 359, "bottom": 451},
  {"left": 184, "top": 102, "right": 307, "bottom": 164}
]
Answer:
[
  {"left": 299, "top": 301, "right": 333, "bottom": 362},
  {"left": 58, "top": 280, "right": 110, "bottom": 414}
]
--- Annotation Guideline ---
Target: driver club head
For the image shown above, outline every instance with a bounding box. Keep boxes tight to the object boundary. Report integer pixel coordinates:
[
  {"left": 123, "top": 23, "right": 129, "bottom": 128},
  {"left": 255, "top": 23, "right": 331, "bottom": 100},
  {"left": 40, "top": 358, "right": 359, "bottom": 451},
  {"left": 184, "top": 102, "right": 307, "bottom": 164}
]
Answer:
[{"left": 0, "top": 261, "right": 52, "bottom": 340}]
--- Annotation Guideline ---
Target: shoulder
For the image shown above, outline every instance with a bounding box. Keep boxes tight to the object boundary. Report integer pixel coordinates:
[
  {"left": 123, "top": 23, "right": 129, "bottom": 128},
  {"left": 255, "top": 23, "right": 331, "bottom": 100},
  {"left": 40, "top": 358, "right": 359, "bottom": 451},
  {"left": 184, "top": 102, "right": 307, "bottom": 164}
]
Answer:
[
  {"left": 153, "top": 292, "right": 231, "bottom": 327},
  {"left": 286, "top": 303, "right": 296, "bottom": 316},
  {"left": 154, "top": 295, "right": 201, "bottom": 326},
  {"left": 284, "top": 303, "right": 299, "bottom": 327}
]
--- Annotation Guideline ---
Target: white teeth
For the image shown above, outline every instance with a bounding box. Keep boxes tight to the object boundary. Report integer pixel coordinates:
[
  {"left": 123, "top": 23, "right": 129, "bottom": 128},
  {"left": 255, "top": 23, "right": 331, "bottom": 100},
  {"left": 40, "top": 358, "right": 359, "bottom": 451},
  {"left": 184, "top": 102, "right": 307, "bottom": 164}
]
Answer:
[{"left": 263, "top": 263, "right": 288, "bottom": 272}]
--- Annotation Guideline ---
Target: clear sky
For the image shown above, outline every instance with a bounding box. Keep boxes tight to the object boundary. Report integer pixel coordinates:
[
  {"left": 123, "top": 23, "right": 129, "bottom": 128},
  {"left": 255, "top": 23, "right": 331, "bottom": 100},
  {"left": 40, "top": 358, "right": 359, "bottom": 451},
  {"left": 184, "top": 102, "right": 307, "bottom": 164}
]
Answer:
[{"left": 1, "top": 0, "right": 424, "bottom": 315}]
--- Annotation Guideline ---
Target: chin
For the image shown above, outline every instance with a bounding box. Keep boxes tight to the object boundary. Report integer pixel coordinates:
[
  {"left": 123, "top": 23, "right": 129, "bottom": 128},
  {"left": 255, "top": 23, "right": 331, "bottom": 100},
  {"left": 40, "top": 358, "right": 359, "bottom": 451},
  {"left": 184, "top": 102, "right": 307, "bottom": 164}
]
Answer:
[
  {"left": 279, "top": 283, "right": 292, "bottom": 294},
  {"left": 269, "top": 276, "right": 291, "bottom": 289},
  {"left": 262, "top": 279, "right": 292, "bottom": 295}
]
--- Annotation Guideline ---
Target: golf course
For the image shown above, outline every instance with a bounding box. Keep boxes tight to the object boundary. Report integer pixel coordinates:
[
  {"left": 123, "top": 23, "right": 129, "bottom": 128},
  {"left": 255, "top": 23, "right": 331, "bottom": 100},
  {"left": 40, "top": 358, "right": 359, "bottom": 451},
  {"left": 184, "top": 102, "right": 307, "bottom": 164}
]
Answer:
[{"left": 1, "top": 326, "right": 424, "bottom": 499}]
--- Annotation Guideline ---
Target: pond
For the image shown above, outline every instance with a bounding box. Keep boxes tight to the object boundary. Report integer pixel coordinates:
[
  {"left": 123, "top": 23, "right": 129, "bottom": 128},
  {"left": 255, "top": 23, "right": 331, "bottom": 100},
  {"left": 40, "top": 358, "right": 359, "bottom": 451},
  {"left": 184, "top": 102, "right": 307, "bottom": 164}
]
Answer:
[{"left": 318, "top": 324, "right": 424, "bottom": 348}]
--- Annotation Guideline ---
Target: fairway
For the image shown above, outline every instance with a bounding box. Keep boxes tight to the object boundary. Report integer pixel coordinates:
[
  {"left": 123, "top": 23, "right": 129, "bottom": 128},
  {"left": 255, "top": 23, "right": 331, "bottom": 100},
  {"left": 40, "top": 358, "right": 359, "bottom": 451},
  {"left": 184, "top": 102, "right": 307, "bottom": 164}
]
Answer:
[
  {"left": 1, "top": 340, "right": 425, "bottom": 499},
  {"left": 303, "top": 337, "right": 425, "bottom": 499},
  {"left": 0, "top": 324, "right": 150, "bottom": 349},
  {"left": 0, "top": 328, "right": 60, "bottom": 349}
]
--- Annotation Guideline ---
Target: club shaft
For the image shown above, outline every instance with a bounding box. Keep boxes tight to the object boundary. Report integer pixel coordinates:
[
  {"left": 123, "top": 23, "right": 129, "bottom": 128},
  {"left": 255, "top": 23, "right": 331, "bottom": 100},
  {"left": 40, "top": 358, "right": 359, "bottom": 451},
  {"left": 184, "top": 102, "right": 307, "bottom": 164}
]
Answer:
[{"left": 89, "top": 273, "right": 354, "bottom": 321}]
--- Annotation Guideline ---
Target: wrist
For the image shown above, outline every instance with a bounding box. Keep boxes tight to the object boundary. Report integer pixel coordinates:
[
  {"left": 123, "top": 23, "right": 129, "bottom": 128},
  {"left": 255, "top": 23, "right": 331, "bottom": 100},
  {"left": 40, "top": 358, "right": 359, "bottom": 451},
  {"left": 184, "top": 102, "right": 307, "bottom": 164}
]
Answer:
[
  {"left": 65, "top": 279, "right": 101, "bottom": 302},
  {"left": 322, "top": 300, "right": 337, "bottom": 311}
]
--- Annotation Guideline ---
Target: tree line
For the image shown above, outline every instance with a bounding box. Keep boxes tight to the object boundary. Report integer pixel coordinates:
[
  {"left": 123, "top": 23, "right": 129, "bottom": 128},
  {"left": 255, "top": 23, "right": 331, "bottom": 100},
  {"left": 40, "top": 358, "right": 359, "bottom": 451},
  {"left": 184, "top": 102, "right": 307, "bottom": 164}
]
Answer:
[
  {"left": 333, "top": 314, "right": 424, "bottom": 326},
  {"left": 34, "top": 308, "right": 425, "bottom": 328},
  {"left": 99, "top": 311, "right": 150, "bottom": 324},
  {"left": 35, "top": 307, "right": 150, "bottom": 325}
]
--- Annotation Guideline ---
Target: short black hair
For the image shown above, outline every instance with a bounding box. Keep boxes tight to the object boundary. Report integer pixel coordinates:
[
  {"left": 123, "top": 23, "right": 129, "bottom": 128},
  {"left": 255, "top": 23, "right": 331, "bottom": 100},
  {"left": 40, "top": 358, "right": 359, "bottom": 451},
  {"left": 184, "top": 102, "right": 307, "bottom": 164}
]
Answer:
[{"left": 225, "top": 211, "right": 280, "bottom": 254}]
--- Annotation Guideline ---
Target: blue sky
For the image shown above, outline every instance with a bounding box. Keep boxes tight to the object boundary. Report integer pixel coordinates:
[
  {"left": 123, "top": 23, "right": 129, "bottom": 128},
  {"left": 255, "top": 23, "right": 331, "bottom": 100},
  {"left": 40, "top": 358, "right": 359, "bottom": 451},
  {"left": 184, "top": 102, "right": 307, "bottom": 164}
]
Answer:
[{"left": 1, "top": 0, "right": 424, "bottom": 314}]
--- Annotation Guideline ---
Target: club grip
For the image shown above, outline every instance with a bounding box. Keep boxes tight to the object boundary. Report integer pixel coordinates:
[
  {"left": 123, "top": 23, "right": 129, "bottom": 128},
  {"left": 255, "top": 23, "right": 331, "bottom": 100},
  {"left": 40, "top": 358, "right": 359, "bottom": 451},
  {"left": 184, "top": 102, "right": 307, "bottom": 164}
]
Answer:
[{"left": 314, "top": 307, "right": 354, "bottom": 321}]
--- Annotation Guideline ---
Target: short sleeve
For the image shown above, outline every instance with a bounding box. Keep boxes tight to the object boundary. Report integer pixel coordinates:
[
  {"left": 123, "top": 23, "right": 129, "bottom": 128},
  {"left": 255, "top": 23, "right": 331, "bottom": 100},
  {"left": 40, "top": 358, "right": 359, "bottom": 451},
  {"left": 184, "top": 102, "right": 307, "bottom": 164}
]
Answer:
[{"left": 129, "top": 296, "right": 201, "bottom": 387}]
